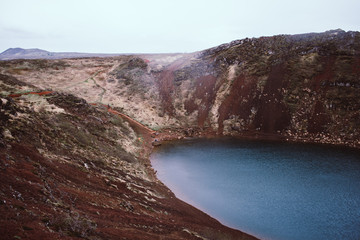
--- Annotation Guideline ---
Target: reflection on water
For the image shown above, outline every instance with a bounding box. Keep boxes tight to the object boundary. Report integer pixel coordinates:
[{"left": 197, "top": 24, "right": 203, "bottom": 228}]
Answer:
[{"left": 150, "top": 138, "right": 360, "bottom": 240}]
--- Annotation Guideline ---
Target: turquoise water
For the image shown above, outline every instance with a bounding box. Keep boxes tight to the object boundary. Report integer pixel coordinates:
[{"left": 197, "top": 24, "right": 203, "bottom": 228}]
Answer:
[{"left": 150, "top": 138, "right": 360, "bottom": 240}]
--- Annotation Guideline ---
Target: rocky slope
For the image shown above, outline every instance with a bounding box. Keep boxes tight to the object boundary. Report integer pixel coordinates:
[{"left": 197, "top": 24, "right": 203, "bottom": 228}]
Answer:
[
  {"left": 1, "top": 29, "right": 359, "bottom": 239},
  {"left": 0, "top": 74, "right": 254, "bottom": 239}
]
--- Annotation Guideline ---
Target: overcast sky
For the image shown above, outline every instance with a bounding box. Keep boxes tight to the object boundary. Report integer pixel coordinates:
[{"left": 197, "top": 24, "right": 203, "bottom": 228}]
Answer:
[{"left": 1, "top": 0, "right": 359, "bottom": 53}]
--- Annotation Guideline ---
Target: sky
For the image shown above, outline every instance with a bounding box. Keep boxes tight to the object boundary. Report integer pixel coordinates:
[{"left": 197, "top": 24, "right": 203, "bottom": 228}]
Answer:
[{"left": 1, "top": 0, "right": 359, "bottom": 53}]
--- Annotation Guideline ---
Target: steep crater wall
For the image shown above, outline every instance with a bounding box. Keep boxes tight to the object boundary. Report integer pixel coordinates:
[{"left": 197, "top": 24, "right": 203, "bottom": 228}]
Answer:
[{"left": 150, "top": 30, "right": 360, "bottom": 148}]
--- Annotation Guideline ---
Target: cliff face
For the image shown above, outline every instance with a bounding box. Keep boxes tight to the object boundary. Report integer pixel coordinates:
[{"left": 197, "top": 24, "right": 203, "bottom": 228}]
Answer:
[
  {"left": 1, "top": 29, "right": 359, "bottom": 239},
  {"left": 173, "top": 29, "right": 360, "bottom": 147},
  {"left": 152, "top": 29, "right": 359, "bottom": 147}
]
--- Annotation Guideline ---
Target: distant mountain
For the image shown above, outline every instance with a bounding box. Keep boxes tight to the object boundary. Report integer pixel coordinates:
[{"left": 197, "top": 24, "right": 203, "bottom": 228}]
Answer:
[{"left": 0, "top": 48, "right": 124, "bottom": 60}]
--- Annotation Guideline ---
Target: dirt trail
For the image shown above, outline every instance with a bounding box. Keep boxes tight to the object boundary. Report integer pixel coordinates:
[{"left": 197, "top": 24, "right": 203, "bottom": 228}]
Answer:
[
  {"left": 8, "top": 91, "right": 54, "bottom": 98},
  {"left": 8, "top": 92, "right": 154, "bottom": 135},
  {"left": 8, "top": 91, "right": 156, "bottom": 161},
  {"left": 103, "top": 104, "right": 156, "bottom": 162},
  {"left": 90, "top": 103, "right": 156, "bottom": 155},
  {"left": 105, "top": 105, "right": 155, "bottom": 133}
]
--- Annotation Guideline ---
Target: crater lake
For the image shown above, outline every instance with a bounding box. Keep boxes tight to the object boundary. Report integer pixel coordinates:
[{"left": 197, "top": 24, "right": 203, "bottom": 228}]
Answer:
[{"left": 150, "top": 138, "right": 360, "bottom": 240}]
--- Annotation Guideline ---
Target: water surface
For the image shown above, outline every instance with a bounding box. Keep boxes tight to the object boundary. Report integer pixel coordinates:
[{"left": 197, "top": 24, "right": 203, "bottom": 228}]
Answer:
[{"left": 150, "top": 138, "right": 360, "bottom": 240}]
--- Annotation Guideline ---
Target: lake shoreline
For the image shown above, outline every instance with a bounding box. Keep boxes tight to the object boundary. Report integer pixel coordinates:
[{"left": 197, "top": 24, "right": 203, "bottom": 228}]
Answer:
[
  {"left": 149, "top": 133, "right": 360, "bottom": 240},
  {"left": 152, "top": 126, "right": 360, "bottom": 151},
  {"left": 130, "top": 122, "right": 260, "bottom": 240},
  {"left": 146, "top": 126, "right": 360, "bottom": 239}
]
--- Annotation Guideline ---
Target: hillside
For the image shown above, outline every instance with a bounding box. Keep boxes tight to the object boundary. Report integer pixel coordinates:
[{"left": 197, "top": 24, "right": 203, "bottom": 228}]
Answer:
[
  {"left": 1, "top": 29, "right": 360, "bottom": 239},
  {"left": 0, "top": 74, "right": 253, "bottom": 239}
]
